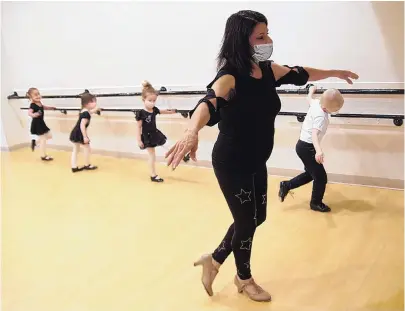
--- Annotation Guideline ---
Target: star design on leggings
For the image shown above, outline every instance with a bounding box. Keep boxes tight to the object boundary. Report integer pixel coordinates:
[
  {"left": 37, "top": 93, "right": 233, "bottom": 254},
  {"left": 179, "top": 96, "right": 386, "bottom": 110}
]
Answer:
[
  {"left": 235, "top": 189, "right": 251, "bottom": 204},
  {"left": 217, "top": 240, "right": 226, "bottom": 252},
  {"left": 240, "top": 238, "right": 252, "bottom": 250},
  {"left": 244, "top": 262, "right": 250, "bottom": 269},
  {"left": 262, "top": 194, "right": 267, "bottom": 205}
]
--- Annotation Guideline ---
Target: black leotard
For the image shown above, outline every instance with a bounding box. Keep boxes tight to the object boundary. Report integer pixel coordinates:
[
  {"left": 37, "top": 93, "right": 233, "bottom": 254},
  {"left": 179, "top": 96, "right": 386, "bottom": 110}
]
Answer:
[
  {"left": 69, "top": 111, "right": 91, "bottom": 144},
  {"left": 30, "top": 103, "right": 50, "bottom": 135},
  {"left": 191, "top": 60, "right": 309, "bottom": 173},
  {"left": 211, "top": 61, "right": 281, "bottom": 173}
]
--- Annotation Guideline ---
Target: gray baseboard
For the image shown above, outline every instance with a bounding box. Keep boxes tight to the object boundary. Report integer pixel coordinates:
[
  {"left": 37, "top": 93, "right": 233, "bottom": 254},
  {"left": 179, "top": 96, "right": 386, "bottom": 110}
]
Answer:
[
  {"left": 1, "top": 142, "right": 30, "bottom": 152},
  {"left": 3, "top": 143, "right": 404, "bottom": 190},
  {"left": 268, "top": 167, "right": 404, "bottom": 190}
]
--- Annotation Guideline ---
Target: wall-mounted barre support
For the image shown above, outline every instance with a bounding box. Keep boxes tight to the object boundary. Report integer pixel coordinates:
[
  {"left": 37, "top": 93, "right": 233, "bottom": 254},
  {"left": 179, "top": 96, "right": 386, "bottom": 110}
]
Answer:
[
  {"left": 8, "top": 85, "right": 404, "bottom": 99},
  {"left": 19, "top": 107, "right": 404, "bottom": 126}
]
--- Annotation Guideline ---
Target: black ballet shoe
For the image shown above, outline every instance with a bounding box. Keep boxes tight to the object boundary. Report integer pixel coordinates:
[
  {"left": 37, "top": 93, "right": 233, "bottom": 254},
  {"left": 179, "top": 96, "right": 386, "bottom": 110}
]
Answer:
[
  {"left": 31, "top": 139, "right": 36, "bottom": 151},
  {"left": 71, "top": 167, "right": 84, "bottom": 173},
  {"left": 310, "top": 202, "right": 331, "bottom": 213},
  {"left": 83, "top": 165, "right": 98, "bottom": 171},
  {"left": 41, "top": 156, "right": 53, "bottom": 161},
  {"left": 151, "top": 175, "right": 164, "bottom": 183},
  {"left": 278, "top": 181, "right": 289, "bottom": 202},
  {"left": 183, "top": 153, "right": 191, "bottom": 163}
]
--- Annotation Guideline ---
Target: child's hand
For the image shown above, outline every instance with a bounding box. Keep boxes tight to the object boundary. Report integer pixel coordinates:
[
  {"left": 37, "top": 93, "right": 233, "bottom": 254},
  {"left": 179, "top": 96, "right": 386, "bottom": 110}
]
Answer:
[
  {"left": 309, "top": 85, "right": 317, "bottom": 93},
  {"left": 307, "top": 85, "right": 317, "bottom": 101},
  {"left": 34, "top": 112, "right": 42, "bottom": 118},
  {"left": 83, "top": 137, "right": 90, "bottom": 144},
  {"left": 315, "top": 152, "right": 324, "bottom": 164},
  {"left": 138, "top": 141, "right": 144, "bottom": 149}
]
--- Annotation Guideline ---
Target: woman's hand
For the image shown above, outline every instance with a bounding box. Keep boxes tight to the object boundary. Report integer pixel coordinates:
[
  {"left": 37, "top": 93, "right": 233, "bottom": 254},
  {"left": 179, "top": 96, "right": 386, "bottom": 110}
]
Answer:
[
  {"left": 304, "top": 67, "right": 359, "bottom": 84},
  {"left": 165, "top": 129, "right": 198, "bottom": 169},
  {"left": 335, "top": 70, "right": 359, "bottom": 84},
  {"left": 83, "top": 137, "right": 90, "bottom": 144}
]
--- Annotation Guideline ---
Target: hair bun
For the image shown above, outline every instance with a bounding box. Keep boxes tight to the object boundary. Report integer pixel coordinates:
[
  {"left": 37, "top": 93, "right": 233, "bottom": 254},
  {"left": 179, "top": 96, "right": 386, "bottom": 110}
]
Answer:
[{"left": 141, "top": 80, "right": 152, "bottom": 88}]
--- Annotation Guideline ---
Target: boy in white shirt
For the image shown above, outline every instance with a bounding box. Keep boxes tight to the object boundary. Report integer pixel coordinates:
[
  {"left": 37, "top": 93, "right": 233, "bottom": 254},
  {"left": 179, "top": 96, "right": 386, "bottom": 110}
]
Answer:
[{"left": 278, "top": 85, "right": 344, "bottom": 212}]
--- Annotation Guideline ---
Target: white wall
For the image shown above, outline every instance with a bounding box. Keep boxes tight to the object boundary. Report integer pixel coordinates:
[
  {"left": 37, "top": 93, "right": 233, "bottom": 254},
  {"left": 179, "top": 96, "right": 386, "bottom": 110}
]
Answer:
[
  {"left": 1, "top": 2, "right": 29, "bottom": 150},
  {"left": 0, "top": 123, "right": 8, "bottom": 150},
  {"left": 1, "top": 1, "right": 404, "bottom": 92}
]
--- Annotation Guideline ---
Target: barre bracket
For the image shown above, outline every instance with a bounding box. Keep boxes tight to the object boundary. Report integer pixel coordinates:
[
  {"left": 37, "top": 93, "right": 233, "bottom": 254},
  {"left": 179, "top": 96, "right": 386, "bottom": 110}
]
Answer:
[
  {"left": 297, "top": 115, "right": 305, "bottom": 122},
  {"left": 394, "top": 118, "right": 403, "bottom": 127}
]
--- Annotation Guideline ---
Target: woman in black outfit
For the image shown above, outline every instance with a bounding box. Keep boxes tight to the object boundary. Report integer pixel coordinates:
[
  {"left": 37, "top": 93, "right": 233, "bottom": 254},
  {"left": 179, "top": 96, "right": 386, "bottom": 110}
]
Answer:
[{"left": 165, "top": 10, "right": 358, "bottom": 302}]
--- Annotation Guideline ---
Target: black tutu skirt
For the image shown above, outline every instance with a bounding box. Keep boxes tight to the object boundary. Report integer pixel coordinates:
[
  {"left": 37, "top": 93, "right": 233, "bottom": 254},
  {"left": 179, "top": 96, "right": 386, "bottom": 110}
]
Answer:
[
  {"left": 30, "top": 119, "right": 50, "bottom": 136},
  {"left": 141, "top": 130, "right": 167, "bottom": 149},
  {"left": 70, "top": 129, "right": 87, "bottom": 144}
]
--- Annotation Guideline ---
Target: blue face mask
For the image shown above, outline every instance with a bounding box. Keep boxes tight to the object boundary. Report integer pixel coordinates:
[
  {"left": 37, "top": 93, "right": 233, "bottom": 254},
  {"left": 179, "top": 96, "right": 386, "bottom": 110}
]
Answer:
[{"left": 253, "top": 43, "right": 273, "bottom": 62}]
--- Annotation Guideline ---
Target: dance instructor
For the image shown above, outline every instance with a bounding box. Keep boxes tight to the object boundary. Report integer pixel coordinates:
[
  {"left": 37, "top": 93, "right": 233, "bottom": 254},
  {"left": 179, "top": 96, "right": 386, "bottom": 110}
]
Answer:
[{"left": 165, "top": 10, "right": 358, "bottom": 302}]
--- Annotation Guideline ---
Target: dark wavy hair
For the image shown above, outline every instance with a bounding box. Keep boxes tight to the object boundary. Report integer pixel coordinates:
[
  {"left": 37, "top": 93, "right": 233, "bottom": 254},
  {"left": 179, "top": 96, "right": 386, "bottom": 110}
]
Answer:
[{"left": 217, "top": 10, "right": 268, "bottom": 75}]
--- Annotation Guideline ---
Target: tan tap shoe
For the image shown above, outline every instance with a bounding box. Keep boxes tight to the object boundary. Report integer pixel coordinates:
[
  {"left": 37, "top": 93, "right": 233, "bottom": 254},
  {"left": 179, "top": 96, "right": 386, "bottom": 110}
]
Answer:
[
  {"left": 193, "top": 254, "right": 220, "bottom": 296},
  {"left": 234, "top": 275, "right": 272, "bottom": 302}
]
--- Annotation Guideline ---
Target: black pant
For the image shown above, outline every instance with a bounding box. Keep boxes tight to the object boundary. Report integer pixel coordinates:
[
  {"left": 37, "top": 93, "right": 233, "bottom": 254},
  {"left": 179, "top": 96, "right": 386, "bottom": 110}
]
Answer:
[
  {"left": 287, "top": 140, "right": 327, "bottom": 204},
  {"left": 212, "top": 166, "right": 267, "bottom": 280}
]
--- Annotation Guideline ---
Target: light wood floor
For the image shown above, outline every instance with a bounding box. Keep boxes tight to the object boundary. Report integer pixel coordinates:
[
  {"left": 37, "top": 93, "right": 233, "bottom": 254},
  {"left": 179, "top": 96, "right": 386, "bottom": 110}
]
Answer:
[{"left": 1, "top": 149, "right": 404, "bottom": 311}]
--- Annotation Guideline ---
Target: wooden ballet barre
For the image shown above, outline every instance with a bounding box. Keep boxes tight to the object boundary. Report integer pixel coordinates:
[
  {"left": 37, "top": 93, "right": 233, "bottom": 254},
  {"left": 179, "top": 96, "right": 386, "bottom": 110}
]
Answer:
[
  {"left": 8, "top": 86, "right": 404, "bottom": 100},
  {"left": 19, "top": 107, "right": 404, "bottom": 126}
]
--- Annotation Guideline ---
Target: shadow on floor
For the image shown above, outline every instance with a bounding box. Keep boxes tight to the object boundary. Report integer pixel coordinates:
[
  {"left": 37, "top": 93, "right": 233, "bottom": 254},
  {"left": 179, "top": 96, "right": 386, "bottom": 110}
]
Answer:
[{"left": 282, "top": 199, "right": 375, "bottom": 214}]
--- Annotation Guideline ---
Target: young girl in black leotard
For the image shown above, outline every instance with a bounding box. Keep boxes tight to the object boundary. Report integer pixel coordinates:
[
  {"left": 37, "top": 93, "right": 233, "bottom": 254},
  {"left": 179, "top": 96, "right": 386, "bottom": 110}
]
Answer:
[
  {"left": 27, "top": 87, "right": 56, "bottom": 161},
  {"left": 69, "top": 92, "right": 100, "bottom": 173},
  {"left": 135, "top": 81, "right": 178, "bottom": 182}
]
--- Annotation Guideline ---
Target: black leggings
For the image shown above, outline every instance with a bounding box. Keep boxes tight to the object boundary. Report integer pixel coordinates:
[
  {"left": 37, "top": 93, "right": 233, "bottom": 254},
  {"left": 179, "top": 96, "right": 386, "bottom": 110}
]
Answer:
[
  {"left": 212, "top": 166, "right": 267, "bottom": 280},
  {"left": 287, "top": 140, "right": 327, "bottom": 204}
]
